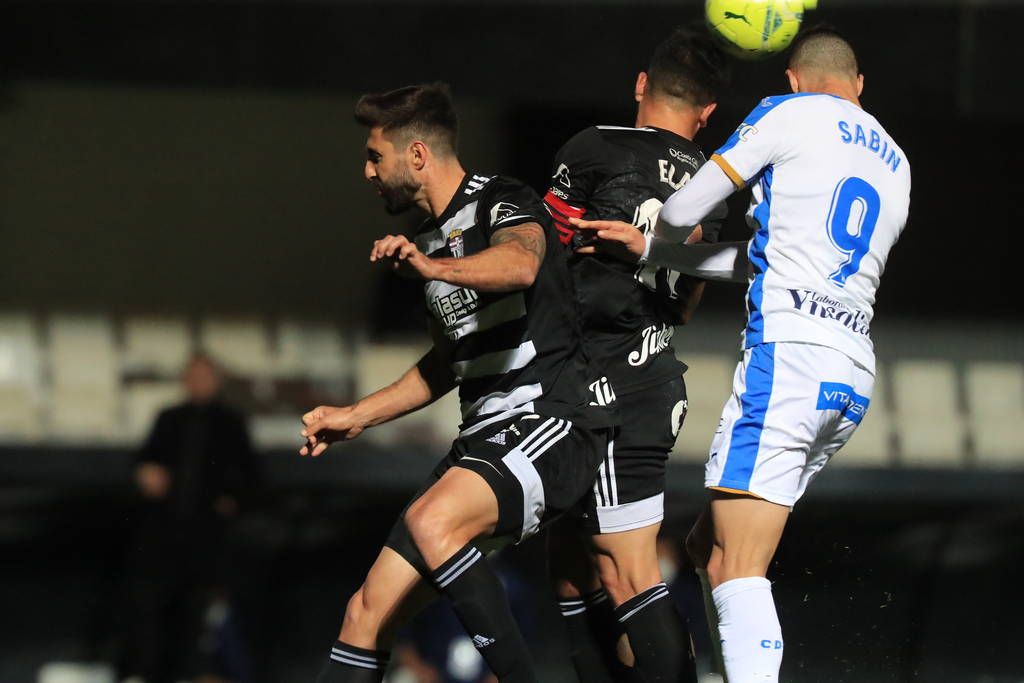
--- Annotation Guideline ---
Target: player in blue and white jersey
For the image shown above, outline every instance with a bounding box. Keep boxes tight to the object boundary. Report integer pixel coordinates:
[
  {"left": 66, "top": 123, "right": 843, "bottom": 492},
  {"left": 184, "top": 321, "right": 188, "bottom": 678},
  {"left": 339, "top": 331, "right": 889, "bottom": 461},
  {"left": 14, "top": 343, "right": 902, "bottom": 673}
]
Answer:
[{"left": 571, "top": 28, "right": 911, "bottom": 682}]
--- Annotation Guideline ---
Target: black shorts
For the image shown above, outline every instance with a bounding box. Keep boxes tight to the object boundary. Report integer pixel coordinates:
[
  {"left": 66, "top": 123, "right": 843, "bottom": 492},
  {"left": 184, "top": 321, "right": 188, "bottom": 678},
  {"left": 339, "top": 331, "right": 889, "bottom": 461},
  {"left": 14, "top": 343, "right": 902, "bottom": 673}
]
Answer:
[
  {"left": 577, "top": 375, "right": 687, "bottom": 534},
  {"left": 386, "top": 412, "right": 609, "bottom": 572}
]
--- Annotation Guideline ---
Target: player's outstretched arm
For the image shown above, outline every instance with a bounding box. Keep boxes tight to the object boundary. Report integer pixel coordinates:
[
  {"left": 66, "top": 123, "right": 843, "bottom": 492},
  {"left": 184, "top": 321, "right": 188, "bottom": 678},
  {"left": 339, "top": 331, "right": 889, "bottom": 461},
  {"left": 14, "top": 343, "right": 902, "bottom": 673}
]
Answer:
[
  {"left": 657, "top": 156, "right": 737, "bottom": 239},
  {"left": 646, "top": 239, "right": 749, "bottom": 283},
  {"left": 369, "top": 223, "right": 544, "bottom": 293},
  {"left": 299, "top": 346, "right": 456, "bottom": 456},
  {"left": 570, "top": 217, "right": 749, "bottom": 284}
]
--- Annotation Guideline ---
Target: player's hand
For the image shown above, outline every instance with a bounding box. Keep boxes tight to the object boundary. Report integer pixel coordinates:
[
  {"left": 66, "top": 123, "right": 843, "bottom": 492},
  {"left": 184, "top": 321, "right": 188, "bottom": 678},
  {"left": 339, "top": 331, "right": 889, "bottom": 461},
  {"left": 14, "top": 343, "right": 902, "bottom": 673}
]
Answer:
[
  {"left": 370, "top": 235, "right": 439, "bottom": 280},
  {"left": 299, "top": 405, "right": 365, "bottom": 456},
  {"left": 569, "top": 218, "right": 646, "bottom": 263}
]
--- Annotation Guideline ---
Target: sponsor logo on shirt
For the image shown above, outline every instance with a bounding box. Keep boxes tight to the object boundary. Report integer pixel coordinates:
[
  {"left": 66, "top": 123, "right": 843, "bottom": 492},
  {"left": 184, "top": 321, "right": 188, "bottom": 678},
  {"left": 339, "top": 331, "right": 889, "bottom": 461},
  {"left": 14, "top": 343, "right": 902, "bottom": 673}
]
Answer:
[
  {"left": 627, "top": 324, "right": 674, "bottom": 367},
  {"left": 547, "top": 185, "right": 569, "bottom": 200},
  {"left": 588, "top": 376, "right": 617, "bottom": 407},
  {"left": 788, "top": 289, "right": 871, "bottom": 336},
  {"left": 816, "top": 382, "right": 870, "bottom": 424},
  {"left": 430, "top": 287, "right": 480, "bottom": 332},
  {"left": 668, "top": 148, "right": 700, "bottom": 168}
]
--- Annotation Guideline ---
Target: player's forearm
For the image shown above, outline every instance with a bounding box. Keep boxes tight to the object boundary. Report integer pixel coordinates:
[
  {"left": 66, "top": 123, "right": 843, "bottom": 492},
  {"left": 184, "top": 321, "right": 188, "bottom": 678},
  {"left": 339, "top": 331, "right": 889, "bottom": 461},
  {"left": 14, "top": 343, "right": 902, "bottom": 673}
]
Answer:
[
  {"left": 656, "top": 161, "right": 736, "bottom": 240},
  {"left": 645, "top": 239, "right": 749, "bottom": 283},
  {"left": 430, "top": 243, "right": 539, "bottom": 292},
  {"left": 352, "top": 353, "right": 455, "bottom": 428}
]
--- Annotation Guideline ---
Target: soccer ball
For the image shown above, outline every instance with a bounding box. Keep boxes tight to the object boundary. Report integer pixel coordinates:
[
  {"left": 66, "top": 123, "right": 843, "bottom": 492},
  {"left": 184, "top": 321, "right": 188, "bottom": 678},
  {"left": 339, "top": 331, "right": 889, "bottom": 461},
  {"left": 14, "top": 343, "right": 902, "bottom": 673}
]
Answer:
[{"left": 706, "top": 0, "right": 816, "bottom": 60}]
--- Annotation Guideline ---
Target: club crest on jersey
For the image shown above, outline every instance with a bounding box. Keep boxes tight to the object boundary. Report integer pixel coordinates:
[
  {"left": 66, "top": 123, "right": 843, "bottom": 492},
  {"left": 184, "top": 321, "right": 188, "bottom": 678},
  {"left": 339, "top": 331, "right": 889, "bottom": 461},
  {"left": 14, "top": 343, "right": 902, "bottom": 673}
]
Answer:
[
  {"left": 447, "top": 228, "right": 465, "bottom": 258},
  {"left": 553, "top": 163, "right": 572, "bottom": 188},
  {"left": 490, "top": 202, "right": 521, "bottom": 226}
]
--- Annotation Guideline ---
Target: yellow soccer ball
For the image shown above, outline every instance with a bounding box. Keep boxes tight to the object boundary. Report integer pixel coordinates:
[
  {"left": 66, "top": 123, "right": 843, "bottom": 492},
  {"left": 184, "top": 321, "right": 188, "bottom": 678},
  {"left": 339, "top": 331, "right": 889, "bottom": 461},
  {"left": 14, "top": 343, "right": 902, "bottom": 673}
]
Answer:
[{"left": 706, "top": 0, "right": 817, "bottom": 60}]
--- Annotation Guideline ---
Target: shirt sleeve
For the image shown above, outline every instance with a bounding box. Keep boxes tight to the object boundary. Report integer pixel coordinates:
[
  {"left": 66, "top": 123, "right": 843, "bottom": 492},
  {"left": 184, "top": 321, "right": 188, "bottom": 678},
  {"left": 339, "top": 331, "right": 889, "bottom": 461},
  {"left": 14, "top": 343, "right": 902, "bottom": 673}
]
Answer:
[
  {"left": 656, "top": 160, "right": 736, "bottom": 239},
  {"left": 711, "top": 96, "right": 796, "bottom": 189},
  {"left": 543, "top": 127, "right": 617, "bottom": 245},
  {"left": 480, "top": 178, "right": 549, "bottom": 242}
]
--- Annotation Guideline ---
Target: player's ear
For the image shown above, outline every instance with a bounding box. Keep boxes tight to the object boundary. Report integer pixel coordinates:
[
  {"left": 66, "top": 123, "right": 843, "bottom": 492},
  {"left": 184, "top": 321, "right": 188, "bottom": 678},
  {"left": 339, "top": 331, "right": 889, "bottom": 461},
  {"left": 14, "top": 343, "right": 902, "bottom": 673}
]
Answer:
[
  {"left": 855, "top": 73, "right": 864, "bottom": 97},
  {"left": 785, "top": 68, "right": 800, "bottom": 94},
  {"left": 409, "top": 140, "right": 428, "bottom": 172},
  {"left": 635, "top": 72, "right": 648, "bottom": 103},
  {"left": 697, "top": 102, "right": 718, "bottom": 129}
]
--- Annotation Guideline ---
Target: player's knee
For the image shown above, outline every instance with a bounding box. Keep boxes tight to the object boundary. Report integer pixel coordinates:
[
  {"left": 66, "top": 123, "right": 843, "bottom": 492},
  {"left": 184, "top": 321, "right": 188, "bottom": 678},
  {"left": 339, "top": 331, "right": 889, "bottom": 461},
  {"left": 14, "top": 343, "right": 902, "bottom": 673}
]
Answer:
[
  {"left": 596, "top": 559, "right": 657, "bottom": 605},
  {"left": 552, "top": 576, "right": 583, "bottom": 600},
  {"left": 405, "top": 496, "right": 461, "bottom": 556},
  {"left": 597, "top": 567, "right": 630, "bottom": 604},
  {"left": 342, "top": 588, "right": 377, "bottom": 635},
  {"left": 706, "top": 549, "right": 768, "bottom": 587}
]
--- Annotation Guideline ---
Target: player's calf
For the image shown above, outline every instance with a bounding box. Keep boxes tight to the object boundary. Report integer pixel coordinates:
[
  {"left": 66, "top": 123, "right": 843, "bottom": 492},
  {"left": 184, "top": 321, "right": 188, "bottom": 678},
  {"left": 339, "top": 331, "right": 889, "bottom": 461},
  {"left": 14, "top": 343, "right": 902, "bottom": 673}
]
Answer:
[
  {"left": 549, "top": 523, "right": 631, "bottom": 683},
  {"left": 591, "top": 527, "right": 696, "bottom": 683},
  {"left": 317, "top": 547, "right": 430, "bottom": 683},
  {"left": 706, "top": 494, "right": 789, "bottom": 683},
  {"left": 407, "top": 467, "right": 539, "bottom": 683}
]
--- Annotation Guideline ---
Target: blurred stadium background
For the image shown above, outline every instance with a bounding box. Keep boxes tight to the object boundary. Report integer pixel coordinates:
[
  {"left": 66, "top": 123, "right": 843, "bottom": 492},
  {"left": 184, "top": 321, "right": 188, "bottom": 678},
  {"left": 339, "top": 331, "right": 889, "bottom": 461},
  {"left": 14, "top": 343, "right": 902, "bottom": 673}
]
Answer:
[{"left": 2, "top": 1, "right": 1022, "bottom": 682}]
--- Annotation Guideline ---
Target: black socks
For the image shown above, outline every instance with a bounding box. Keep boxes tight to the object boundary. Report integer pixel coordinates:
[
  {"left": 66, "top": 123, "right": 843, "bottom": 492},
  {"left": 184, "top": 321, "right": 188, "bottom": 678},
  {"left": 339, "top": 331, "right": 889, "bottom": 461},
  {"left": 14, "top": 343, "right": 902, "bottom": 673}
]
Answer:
[
  {"left": 559, "top": 588, "right": 635, "bottom": 683},
  {"left": 431, "top": 544, "right": 539, "bottom": 683},
  {"left": 615, "top": 583, "right": 696, "bottom": 683},
  {"left": 315, "top": 641, "right": 389, "bottom": 683}
]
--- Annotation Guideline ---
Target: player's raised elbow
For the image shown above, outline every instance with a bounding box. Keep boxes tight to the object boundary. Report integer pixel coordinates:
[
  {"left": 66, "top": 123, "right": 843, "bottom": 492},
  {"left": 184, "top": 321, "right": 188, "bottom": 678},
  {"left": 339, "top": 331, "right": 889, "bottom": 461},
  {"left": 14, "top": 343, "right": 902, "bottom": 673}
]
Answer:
[
  {"left": 490, "top": 223, "right": 545, "bottom": 290},
  {"left": 509, "top": 254, "right": 540, "bottom": 289}
]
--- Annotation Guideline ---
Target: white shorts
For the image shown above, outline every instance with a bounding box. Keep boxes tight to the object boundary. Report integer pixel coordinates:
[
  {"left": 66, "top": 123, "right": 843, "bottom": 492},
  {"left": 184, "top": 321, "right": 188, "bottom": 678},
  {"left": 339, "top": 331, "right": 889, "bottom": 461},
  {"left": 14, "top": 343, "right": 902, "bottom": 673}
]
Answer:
[{"left": 704, "top": 342, "right": 874, "bottom": 507}]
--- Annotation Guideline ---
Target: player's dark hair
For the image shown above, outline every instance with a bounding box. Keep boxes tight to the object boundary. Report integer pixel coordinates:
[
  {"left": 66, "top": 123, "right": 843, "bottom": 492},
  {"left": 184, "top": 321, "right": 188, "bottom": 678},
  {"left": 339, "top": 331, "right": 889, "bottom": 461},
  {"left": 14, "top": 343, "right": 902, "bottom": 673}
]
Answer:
[
  {"left": 788, "top": 25, "right": 859, "bottom": 78},
  {"left": 354, "top": 82, "right": 458, "bottom": 155},
  {"left": 646, "top": 26, "right": 730, "bottom": 107}
]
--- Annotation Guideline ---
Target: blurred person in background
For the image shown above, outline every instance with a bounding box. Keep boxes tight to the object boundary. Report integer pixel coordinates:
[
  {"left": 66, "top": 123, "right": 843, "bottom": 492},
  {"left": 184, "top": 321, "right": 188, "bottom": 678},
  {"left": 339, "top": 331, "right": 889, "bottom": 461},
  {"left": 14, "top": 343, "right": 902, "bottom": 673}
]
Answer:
[{"left": 121, "top": 352, "right": 260, "bottom": 683}]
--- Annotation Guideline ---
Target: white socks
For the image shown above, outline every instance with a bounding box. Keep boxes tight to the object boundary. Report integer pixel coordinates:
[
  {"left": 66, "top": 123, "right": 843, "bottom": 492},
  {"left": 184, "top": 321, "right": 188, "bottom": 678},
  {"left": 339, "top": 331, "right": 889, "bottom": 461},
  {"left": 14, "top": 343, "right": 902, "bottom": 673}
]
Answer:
[{"left": 712, "top": 577, "right": 782, "bottom": 683}]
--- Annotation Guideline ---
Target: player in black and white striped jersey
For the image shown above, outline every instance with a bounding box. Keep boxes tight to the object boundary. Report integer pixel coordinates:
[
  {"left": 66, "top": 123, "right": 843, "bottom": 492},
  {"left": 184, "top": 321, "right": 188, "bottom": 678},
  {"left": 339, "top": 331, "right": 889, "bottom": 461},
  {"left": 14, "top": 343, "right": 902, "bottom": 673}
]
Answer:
[{"left": 299, "top": 83, "right": 615, "bottom": 683}]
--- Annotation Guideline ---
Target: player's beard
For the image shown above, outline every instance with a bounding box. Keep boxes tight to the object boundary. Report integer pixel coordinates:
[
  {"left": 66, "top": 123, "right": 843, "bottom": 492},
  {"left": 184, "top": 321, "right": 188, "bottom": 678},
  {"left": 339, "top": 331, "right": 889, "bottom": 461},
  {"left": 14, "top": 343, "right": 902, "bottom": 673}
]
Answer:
[{"left": 376, "top": 168, "right": 420, "bottom": 215}]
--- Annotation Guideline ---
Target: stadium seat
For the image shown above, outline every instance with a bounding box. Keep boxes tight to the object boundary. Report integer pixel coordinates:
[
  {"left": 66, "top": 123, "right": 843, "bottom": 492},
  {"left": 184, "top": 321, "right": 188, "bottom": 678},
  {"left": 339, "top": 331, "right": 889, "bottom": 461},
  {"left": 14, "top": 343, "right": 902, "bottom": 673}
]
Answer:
[
  {"left": 49, "top": 385, "right": 123, "bottom": 444},
  {"left": 275, "top": 320, "right": 350, "bottom": 380},
  {"left": 123, "top": 381, "right": 184, "bottom": 442},
  {"left": 833, "top": 364, "right": 895, "bottom": 467},
  {"left": 47, "top": 315, "right": 122, "bottom": 443},
  {"left": 48, "top": 314, "right": 119, "bottom": 391},
  {"left": 37, "top": 662, "right": 115, "bottom": 683},
  {"left": 964, "top": 361, "right": 1024, "bottom": 468},
  {"left": 251, "top": 413, "right": 305, "bottom": 449},
  {"left": 891, "top": 360, "right": 967, "bottom": 467},
  {"left": 199, "top": 317, "right": 274, "bottom": 377},
  {"left": 0, "top": 313, "right": 44, "bottom": 441},
  {"left": 121, "top": 316, "right": 193, "bottom": 375},
  {"left": 671, "top": 352, "right": 737, "bottom": 463}
]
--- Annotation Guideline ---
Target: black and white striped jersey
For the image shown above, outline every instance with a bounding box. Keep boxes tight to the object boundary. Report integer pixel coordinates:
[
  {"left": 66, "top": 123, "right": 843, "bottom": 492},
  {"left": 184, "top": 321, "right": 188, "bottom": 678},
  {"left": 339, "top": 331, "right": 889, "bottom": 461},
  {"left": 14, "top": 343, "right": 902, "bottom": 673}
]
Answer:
[
  {"left": 544, "top": 126, "right": 728, "bottom": 396},
  {"left": 414, "top": 172, "right": 609, "bottom": 434}
]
